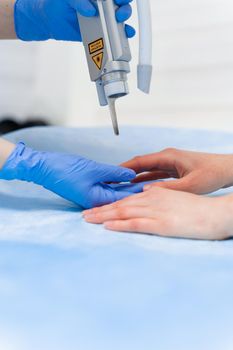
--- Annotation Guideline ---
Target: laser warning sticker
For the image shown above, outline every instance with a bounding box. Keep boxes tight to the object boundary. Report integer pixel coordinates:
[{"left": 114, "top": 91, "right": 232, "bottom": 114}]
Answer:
[
  {"left": 88, "top": 38, "right": 104, "bottom": 55},
  {"left": 92, "top": 52, "right": 104, "bottom": 70}
]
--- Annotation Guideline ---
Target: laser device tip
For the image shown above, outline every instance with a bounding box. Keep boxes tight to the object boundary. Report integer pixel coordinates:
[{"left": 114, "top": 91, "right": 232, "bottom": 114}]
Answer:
[{"left": 108, "top": 98, "right": 120, "bottom": 136}]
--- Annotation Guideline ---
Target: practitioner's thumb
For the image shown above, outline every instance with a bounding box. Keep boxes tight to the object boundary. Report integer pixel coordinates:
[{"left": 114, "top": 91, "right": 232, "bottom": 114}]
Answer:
[
  {"left": 98, "top": 164, "right": 136, "bottom": 183},
  {"left": 144, "top": 174, "right": 198, "bottom": 193}
]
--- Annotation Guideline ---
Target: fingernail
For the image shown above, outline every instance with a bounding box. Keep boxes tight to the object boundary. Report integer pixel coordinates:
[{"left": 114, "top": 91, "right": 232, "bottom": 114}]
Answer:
[
  {"left": 84, "top": 213, "right": 95, "bottom": 218},
  {"left": 84, "top": 214, "right": 96, "bottom": 222}
]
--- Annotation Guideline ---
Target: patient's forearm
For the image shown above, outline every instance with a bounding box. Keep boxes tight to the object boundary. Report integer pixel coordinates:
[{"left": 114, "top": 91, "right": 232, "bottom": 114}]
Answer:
[
  {"left": 0, "top": 138, "right": 15, "bottom": 169},
  {"left": 0, "top": 0, "right": 17, "bottom": 39}
]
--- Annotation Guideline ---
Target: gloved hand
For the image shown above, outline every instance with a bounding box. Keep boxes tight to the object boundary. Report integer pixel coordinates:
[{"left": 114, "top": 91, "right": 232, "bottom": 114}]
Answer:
[
  {"left": 0, "top": 142, "right": 145, "bottom": 209},
  {"left": 14, "top": 0, "right": 135, "bottom": 41}
]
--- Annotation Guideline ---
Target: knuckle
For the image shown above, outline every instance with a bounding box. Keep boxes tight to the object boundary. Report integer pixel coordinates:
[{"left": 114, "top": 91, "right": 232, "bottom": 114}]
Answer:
[
  {"left": 90, "top": 208, "right": 99, "bottom": 214},
  {"left": 163, "top": 147, "right": 178, "bottom": 155},
  {"left": 128, "top": 219, "right": 139, "bottom": 231},
  {"left": 116, "top": 207, "right": 126, "bottom": 218},
  {"left": 132, "top": 155, "right": 143, "bottom": 166},
  {"left": 114, "top": 201, "right": 123, "bottom": 209}
]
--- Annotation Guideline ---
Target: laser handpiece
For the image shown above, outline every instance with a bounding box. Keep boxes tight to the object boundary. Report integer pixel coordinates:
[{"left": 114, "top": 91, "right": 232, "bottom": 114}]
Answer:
[{"left": 78, "top": 0, "right": 152, "bottom": 135}]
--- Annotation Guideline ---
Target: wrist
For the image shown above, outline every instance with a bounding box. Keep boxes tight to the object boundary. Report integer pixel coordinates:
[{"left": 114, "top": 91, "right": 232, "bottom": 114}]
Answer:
[
  {"left": 0, "top": 142, "right": 39, "bottom": 182},
  {"left": 0, "top": 139, "right": 16, "bottom": 170},
  {"left": 0, "top": 0, "right": 17, "bottom": 39}
]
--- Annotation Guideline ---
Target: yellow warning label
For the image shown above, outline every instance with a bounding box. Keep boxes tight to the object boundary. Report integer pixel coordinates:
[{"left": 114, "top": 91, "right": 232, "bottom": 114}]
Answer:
[
  {"left": 88, "top": 38, "right": 104, "bottom": 55},
  {"left": 92, "top": 52, "right": 104, "bottom": 70}
]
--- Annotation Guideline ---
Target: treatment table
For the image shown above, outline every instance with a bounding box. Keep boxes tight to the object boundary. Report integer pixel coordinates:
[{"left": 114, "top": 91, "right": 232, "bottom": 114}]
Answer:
[{"left": 0, "top": 126, "right": 233, "bottom": 350}]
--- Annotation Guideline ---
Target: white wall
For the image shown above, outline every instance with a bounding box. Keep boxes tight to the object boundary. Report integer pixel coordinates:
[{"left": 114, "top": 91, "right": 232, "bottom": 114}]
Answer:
[
  {"left": 0, "top": 40, "right": 74, "bottom": 124},
  {"left": 0, "top": 41, "right": 38, "bottom": 121},
  {"left": 0, "top": 0, "right": 233, "bottom": 130}
]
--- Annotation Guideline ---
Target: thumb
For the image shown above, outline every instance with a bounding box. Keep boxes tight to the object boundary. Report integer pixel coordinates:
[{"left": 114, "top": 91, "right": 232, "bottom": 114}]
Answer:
[
  {"left": 97, "top": 164, "right": 136, "bottom": 183},
  {"left": 69, "top": 0, "right": 97, "bottom": 16},
  {"left": 144, "top": 173, "right": 199, "bottom": 193}
]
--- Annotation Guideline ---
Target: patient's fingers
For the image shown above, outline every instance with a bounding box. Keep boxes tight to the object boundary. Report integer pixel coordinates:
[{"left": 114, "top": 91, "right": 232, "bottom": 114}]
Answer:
[
  {"left": 84, "top": 206, "right": 152, "bottom": 224},
  {"left": 99, "top": 192, "right": 146, "bottom": 211},
  {"left": 104, "top": 218, "right": 160, "bottom": 234},
  {"left": 120, "top": 150, "right": 178, "bottom": 174}
]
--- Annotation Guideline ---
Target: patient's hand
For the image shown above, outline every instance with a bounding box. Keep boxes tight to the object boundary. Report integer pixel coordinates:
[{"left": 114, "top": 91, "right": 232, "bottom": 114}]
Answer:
[
  {"left": 0, "top": 142, "right": 145, "bottom": 209},
  {"left": 121, "top": 149, "right": 233, "bottom": 195},
  {"left": 84, "top": 187, "right": 233, "bottom": 240}
]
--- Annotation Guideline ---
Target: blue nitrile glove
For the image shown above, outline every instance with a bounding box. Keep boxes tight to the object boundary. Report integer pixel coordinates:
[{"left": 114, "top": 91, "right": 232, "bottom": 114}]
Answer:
[
  {"left": 14, "top": 0, "right": 136, "bottom": 41},
  {"left": 0, "top": 143, "right": 145, "bottom": 209}
]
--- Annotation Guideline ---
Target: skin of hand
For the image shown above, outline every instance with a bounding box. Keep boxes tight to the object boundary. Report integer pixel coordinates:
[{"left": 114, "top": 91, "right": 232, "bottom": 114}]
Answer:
[
  {"left": 120, "top": 148, "right": 233, "bottom": 195},
  {"left": 0, "top": 138, "right": 16, "bottom": 168},
  {"left": 83, "top": 186, "right": 233, "bottom": 240},
  {"left": 0, "top": 0, "right": 16, "bottom": 39},
  {"left": 14, "top": 0, "right": 135, "bottom": 41},
  {"left": 0, "top": 142, "right": 146, "bottom": 209}
]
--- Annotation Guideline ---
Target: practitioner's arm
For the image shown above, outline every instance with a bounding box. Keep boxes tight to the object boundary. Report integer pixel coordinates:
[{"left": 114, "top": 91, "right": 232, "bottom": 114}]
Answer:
[
  {"left": 0, "top": 0, "right": 16, "bottom": 39},
  {"left": 0, "top": 0, "right": 135, "bottom": 41},
  {"left": 0, "top": 140, "right": 144, "bottom": 209},
  {"left": 120, "top": 149, "right": 233, "bottom": 195}
]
